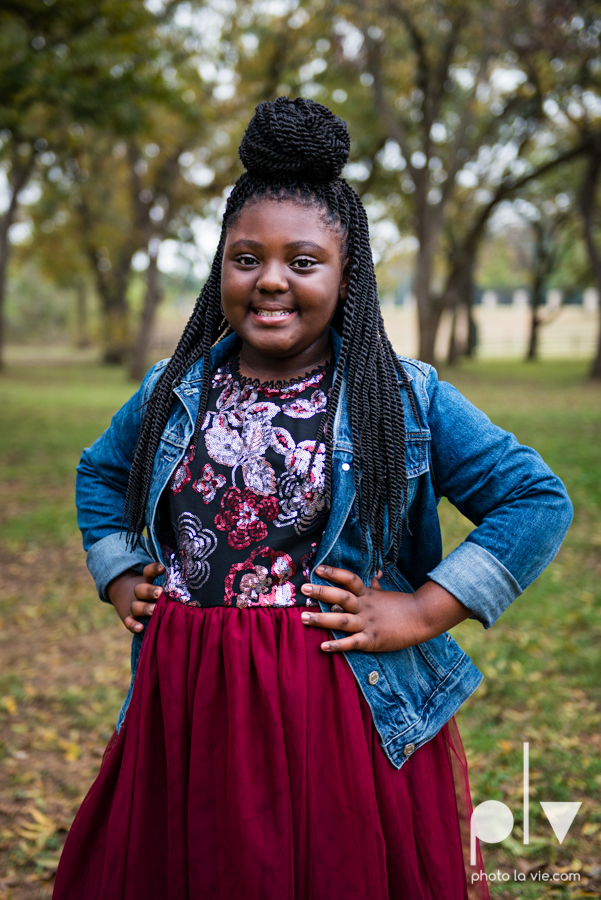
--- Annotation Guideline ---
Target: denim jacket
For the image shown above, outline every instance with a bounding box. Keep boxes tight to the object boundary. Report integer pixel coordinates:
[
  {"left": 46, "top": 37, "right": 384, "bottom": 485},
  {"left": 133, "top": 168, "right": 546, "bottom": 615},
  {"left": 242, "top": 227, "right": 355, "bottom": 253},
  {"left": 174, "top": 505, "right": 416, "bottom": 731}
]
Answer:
[{"left": 76, "top": 328, "right": 573, "bottom": 769}]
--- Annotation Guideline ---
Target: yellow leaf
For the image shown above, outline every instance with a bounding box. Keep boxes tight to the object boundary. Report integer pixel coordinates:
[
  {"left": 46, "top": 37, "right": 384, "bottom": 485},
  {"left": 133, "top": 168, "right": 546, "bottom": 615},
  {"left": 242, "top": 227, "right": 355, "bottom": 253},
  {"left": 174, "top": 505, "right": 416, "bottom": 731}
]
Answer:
[
  {"left": 497, "top": 739, "right": 514, "bottom": 754},
  {"left": 58, "top": 738, "right": 81, "bottom": 761},
  {"left": 29, "top": 808, "right": 52, "bottom": 827},
  {"left": 35, "top": 855, "right": 60, "bottom": 870},
  {"left": 582, "top": 822, "right": 600, "bottom": 836},
  {"left": 1, "top": 696, "right": 17, "bottom": 715}
]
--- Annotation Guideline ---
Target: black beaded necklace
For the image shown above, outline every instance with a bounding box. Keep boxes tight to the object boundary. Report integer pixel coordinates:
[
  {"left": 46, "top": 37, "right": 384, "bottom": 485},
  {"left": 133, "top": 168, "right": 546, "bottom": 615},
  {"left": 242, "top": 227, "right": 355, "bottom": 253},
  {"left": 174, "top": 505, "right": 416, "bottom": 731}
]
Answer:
[{"left": 229, "top": 352, "right": 335, "bottom": 394}]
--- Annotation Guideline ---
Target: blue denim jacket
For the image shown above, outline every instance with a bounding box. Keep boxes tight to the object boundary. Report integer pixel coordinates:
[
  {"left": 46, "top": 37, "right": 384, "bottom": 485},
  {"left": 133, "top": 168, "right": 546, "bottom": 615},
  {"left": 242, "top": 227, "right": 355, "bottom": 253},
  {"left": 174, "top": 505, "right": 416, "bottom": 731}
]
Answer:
[{"left": 76, "top": 328, "right": 573, "bottom": 769}]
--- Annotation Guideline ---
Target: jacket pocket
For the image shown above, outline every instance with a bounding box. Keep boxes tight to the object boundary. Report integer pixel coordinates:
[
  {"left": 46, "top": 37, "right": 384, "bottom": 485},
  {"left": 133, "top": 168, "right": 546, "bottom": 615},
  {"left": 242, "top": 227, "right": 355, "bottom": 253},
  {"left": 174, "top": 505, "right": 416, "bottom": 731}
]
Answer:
[{"left": 405, "top": 430, "right": 431, "bottom": 479}]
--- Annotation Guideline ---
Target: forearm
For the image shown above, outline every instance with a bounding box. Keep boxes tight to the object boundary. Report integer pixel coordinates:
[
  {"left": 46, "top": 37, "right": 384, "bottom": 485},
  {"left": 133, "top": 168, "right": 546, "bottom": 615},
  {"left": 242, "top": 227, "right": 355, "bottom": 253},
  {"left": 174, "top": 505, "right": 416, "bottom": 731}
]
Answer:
[
  {"left": 427, "top": 372, "right": 573, "bottom": 628},
  {"left": 411, "top": 580, "right": 473, "bottom": 642}
]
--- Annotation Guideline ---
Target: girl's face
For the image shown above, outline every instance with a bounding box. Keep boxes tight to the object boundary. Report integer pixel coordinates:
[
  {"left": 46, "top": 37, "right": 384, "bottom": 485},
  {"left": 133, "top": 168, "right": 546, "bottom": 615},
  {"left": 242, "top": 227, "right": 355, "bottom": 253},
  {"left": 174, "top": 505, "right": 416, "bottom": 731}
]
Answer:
[{"left": 221, "top": 198, "right": 347, "bottom": 362}]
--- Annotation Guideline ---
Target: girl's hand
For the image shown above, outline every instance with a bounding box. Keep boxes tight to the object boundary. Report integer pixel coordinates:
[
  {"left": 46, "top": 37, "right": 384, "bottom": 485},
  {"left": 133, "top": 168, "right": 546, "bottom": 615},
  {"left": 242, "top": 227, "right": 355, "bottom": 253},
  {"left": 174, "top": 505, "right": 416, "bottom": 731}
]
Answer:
[
  {"left": 106, "top": 562, "right": 165, "bottom": 634},
  {"left": 300, "top": 564, "right": 471, "bottom": 652}
]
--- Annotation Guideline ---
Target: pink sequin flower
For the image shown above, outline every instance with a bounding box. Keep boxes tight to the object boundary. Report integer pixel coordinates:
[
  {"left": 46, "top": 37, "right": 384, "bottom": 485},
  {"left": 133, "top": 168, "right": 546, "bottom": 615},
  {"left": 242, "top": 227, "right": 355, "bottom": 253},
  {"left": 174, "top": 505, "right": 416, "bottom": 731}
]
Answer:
[
  {"left": 215, "top": 487, "right": 279, "bottom": 549},
  {"left": 224, "top": 546, "right": 297, "bottom": 608},
  {"left": 192, "top": 463, "right": 226, "bottom": 504}
]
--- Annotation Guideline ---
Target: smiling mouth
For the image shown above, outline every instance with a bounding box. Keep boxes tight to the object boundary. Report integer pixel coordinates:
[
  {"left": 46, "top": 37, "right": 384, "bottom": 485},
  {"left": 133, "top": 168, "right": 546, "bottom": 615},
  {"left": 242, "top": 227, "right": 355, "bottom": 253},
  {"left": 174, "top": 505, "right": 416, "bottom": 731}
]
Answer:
[{"left": 253, "top": 308, "right": 296, "bottom": 318}]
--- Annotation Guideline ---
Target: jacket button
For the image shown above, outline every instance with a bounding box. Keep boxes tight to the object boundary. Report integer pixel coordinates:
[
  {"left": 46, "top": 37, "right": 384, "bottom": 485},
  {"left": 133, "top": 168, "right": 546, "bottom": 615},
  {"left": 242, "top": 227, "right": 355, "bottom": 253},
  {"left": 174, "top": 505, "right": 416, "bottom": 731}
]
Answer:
[
  {"left": 341, "top": 463, "right": 350, "bottom": 471},
  {"left": 403, "top": 743, "right": 415, "bottom": 756},
  {"left": 367, "top": 670, "right": 379, "bottom": 685}
]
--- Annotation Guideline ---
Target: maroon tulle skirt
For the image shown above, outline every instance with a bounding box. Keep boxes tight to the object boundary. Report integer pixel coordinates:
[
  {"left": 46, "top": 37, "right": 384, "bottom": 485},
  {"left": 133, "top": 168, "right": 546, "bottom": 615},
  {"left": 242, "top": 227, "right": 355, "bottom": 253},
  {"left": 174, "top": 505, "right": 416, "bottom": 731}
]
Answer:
[{"left": 53, "top": 593, "right": 489, "bottom": 900}]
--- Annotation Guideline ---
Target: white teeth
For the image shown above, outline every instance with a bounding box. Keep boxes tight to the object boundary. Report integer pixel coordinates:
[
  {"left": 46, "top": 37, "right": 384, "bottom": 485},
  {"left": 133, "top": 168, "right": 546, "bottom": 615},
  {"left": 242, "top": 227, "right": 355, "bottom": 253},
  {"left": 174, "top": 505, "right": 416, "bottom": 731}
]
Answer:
[{"left": 255, "top": 309, "right": 294, "bottom": 317}]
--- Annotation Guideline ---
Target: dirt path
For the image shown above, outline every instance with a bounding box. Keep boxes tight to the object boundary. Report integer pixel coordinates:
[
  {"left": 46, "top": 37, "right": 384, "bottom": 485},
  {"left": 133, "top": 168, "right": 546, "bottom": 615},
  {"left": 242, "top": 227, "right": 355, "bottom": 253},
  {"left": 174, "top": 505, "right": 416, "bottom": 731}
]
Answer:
[{"left": 0, "top": 540, "right": 132, "bottom": 899}]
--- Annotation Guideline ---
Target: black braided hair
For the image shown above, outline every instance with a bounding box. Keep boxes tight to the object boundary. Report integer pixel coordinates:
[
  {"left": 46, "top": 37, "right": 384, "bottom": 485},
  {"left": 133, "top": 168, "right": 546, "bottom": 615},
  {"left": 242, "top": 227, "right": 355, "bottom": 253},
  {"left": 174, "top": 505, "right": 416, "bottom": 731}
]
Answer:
[{"left": 124, "top": 96, "right": 416, "bottom": 568}]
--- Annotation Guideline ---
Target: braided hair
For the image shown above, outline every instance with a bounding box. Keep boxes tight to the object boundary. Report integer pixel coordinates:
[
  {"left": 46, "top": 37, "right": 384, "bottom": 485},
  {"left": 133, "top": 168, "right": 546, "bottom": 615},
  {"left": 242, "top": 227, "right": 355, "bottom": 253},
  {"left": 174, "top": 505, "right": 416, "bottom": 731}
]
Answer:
[{"left": 124, "top": 96, "right": 416, "bottom": 568}]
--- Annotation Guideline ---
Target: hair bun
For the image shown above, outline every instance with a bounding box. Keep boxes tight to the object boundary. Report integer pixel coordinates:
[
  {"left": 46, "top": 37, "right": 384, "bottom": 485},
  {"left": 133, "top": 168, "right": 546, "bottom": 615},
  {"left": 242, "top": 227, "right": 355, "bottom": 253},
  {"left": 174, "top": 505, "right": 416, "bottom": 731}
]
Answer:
[{"left": 239, "top": 96, "right": 350, "bottom": 183}]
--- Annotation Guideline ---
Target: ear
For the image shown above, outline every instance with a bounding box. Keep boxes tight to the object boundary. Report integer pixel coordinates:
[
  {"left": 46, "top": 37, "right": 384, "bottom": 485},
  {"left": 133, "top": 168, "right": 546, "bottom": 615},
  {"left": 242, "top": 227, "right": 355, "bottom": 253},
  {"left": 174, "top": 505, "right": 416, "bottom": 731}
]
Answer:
[{"left": 339, "top": 257, "right": 350, "bottom": 301}]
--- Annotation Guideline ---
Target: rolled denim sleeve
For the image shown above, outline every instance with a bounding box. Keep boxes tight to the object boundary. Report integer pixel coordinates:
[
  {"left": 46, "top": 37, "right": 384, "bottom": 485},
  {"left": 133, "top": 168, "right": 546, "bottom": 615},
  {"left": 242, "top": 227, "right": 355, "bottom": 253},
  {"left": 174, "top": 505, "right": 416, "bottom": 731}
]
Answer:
[
  {"left": 86, "top": 532, "right": 155, "bottom": 603},
  {"left": 76, "top": 359, "right": 169, "bottom": 601},
  {"left": 424, "top": 370, "right": 573, "bottom": 628}
]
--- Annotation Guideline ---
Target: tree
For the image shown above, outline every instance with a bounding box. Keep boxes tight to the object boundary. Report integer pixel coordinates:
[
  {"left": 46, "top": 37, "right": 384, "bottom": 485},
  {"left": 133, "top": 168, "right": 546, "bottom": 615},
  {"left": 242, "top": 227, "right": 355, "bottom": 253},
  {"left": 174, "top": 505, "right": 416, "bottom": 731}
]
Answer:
[
  {"left": 0, "top": 0, "right": 172, "bottom": 367},
  {"left": 508, "top": 1, "right": 601, "bottom": 377},
  {"left": 227, "top": 0, "right": 590, "bottom": 364}
]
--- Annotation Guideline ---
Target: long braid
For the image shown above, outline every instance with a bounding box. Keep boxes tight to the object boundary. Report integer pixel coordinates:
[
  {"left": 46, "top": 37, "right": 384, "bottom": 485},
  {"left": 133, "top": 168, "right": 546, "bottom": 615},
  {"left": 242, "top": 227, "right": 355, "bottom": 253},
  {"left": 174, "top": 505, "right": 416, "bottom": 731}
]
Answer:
[{"left": 124, "top": 97, "right": 416, "bottom": 570}]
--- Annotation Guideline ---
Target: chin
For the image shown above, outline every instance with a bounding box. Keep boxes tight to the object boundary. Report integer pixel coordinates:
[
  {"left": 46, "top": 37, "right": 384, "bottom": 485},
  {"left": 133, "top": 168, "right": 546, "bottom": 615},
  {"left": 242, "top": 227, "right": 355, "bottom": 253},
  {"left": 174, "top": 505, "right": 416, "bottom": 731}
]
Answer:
[{"left": 247, "top": 333, "right": 300, "bottom": 356}]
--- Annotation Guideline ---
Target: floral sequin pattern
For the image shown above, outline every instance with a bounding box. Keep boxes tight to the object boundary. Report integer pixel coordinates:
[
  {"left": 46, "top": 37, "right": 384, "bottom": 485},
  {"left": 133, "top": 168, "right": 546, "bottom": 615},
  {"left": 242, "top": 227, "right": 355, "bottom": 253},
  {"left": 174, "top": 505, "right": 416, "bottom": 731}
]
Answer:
[
  {"left": 300, "top": 542, "right": 320, "bottom": 608},
  {"left": 215, "top": 487, "right": 279, "bottom": 549},
  {"left": 176, "top": 512, "right": 217, "bottom": 589},
  {"left": 282, "top": 389, "right": 328, "bottom": 419},
  {"left": 162, "top": 355, "right": 334, "bottom": 610},
  {"left": 169, "top": 445, "right": 195, "bottom": 494},
  {"left": 163, "top": 549, "right": 194, "bottom": 605},
  {"left": 204, "top": 401, "right": 283, "bottom": 496},
  {"left": 224, "top": 547, "right": 297, "bottom": 608},
  {"left": 277, "top": 440, "right": 327, "bottom": 533},
  {"left": 193, "top": 463, "right": 226, "bottom": 503},
  {"left": 202, "top": 364, "right": 329, "bottom": 491}
]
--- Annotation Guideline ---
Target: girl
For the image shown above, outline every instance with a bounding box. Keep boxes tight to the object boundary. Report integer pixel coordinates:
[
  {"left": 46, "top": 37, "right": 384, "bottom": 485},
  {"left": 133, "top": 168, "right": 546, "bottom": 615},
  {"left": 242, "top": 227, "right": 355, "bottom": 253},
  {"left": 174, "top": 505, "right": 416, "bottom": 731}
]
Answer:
[{"left": 54, "top": 97, "right": 572, "bottom": 900}]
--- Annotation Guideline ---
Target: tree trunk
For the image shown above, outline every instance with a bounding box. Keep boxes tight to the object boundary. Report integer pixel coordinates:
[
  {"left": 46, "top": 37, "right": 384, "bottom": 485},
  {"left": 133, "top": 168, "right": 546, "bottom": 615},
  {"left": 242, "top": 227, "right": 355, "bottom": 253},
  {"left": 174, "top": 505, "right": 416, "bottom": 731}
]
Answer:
[
  {"left": 95, "top": 281, "right": 130, "bottom": 364},
  {"left": 414, "top": 235, "right": 441, "bottom": 365},
  {"left": 91, "top": 258, "right": 132, "bottom": 365},
  {"left": 440, "top": 246, "right": 477, "bottom": 364},
  {"left": 0, "top": 151, "right": 35, "bottom": 370},
  {"left": 527, "top": 220, "right": 548, "bottom": 362},
  {"left": 75, "top": 278, "right": 91, "bottom": 348},
  {"left": 579, "top": 142, "right": 601, "bottom": 380},
  {"left": 129, "top": 247, "right": 163, "bottom": 382},
  {"left": 526, "top": 284, "right": 542, "bottom": 361},
  {"left": 593, "top": 296, "right": 601, "bottom": 380},
  {"left": 466, "top": 298, "right": 477, "bottom": 357},
  {"left": 447, "top": 306, "right": 458, "bottom": 365}
]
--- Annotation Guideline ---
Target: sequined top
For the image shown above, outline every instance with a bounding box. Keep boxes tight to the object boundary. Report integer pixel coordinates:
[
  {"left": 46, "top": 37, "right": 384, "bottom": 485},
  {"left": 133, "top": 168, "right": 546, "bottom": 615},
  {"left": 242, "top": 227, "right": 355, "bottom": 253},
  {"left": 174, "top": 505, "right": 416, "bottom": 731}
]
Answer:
[{"left": 159, "top": 352, "right": 334, "bottom": 609}]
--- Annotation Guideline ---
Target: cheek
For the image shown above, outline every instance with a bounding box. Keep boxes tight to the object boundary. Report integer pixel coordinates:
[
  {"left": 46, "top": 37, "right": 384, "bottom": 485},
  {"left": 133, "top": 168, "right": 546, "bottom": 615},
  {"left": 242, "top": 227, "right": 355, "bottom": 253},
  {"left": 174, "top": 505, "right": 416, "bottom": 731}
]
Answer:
[
  {"left": 308, "top": 275, "right": 342, "bottom": 321},
  {"left": 221, "top": 270, "right": 248, "bottom": 311}
]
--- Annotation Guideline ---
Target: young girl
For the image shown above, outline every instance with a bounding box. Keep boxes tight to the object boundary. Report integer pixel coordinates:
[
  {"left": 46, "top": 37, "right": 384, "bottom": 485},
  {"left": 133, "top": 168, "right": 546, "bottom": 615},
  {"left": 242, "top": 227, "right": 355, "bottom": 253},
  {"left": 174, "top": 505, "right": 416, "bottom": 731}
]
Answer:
[{"left": 54, "top": 97, "right": 572, "bottom": 900}]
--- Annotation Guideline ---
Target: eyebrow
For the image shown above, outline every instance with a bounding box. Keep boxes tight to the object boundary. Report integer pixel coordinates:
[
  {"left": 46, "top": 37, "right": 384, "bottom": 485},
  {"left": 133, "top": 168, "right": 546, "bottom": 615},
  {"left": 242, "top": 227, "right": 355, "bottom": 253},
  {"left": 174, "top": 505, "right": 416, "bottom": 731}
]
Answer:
[{"left": 229, "top": 239, "right": 326, "bottom": 252}]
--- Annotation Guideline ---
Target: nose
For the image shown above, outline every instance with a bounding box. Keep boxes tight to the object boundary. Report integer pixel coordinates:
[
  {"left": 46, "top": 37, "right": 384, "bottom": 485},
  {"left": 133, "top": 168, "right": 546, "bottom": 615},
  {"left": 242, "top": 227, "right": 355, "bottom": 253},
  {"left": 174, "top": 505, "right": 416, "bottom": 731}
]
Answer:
[{"left": 255, "top": 259, "right": 289, "bottom": 293}]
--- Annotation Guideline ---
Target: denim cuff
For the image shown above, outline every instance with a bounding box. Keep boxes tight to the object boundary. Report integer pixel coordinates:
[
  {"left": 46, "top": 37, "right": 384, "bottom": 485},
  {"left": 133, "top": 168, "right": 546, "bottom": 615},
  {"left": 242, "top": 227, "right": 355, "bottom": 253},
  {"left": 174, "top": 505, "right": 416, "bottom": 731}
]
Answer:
[
  {"left": 86, "top": 531, "right": 155, "bottom": 603},
  {"left": 427, "top": 540, "right": 523, "bottom": 630}
]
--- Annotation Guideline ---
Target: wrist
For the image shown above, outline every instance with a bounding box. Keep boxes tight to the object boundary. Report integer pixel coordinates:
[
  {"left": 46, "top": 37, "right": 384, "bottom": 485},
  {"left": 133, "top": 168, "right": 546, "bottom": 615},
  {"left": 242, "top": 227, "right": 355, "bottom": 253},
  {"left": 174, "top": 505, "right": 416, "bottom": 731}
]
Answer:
[
  {"left": 411, "top": 580, "right": 471, "bottom": 641},
  {"left": 107, "top": 568, "right": 142, "bottom": 611}
]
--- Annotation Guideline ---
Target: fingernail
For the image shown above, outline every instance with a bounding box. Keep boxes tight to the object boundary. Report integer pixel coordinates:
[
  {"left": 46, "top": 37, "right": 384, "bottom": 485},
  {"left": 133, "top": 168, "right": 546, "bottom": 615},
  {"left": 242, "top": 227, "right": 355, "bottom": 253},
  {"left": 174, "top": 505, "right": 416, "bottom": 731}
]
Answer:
[
  {"left": 154, "top": 588, "right": 161, "bottom": 598},
  {"left": 301, "top": 612, "right": 310, "bottom": 622},
  {"left": 322, "top": 643, "right": 331, "bottom": 651},
  {"left": 316, "top": 565, "right": 328, "bottom": 573},
  {"left": 301, "top": 584, "right": 311, "bottom": 594},
  {"left": 136, "top": 624, "right": 143, "bottom": 631}
]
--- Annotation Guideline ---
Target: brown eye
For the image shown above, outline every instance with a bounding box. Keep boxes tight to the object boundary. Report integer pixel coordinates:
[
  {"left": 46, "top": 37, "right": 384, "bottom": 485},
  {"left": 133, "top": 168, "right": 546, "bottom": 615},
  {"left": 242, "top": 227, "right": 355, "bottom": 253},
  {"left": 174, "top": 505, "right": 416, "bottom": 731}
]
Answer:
[
  {"left": 292, "top": 257, "right": 316, "bottom": 269},
  {"left": 237, "top": 255, "right": 258, "bottom": 266}
]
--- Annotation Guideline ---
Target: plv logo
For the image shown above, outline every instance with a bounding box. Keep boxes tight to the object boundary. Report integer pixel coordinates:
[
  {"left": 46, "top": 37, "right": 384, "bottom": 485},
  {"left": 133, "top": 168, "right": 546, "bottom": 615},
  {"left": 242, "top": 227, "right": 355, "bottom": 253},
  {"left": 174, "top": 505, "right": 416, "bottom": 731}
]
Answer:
[{"left": 470, "top": 742, "right": 582, "bottom": 865}]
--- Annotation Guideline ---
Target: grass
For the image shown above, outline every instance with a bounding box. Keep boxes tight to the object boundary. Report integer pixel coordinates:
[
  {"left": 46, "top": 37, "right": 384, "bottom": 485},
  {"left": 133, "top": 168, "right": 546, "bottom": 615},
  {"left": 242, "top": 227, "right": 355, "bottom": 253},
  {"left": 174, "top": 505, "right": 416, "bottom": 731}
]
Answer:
[
  {"left": 436, "top": 360, "right": 601, "bottom": 898},
  {"left": 0, "top": 357, "right": 600, "bottom": 898}
]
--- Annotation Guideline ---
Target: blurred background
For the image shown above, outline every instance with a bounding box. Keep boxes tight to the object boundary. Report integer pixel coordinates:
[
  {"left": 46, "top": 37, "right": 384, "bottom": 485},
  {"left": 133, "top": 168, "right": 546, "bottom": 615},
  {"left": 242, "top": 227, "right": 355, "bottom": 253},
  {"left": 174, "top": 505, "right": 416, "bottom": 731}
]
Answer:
[{"left": 0, "top": 1, "right": 600, "bottom": 898}]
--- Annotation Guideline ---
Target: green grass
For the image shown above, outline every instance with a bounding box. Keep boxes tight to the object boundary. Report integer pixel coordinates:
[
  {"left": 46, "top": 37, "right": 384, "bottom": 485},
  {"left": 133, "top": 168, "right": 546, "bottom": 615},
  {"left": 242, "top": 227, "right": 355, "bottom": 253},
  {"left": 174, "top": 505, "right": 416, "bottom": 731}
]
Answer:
[
  {"left": 435, "top": 360, "right": 601, "bottom": 897},
  {"left": 0, "top": 365, "right": 134, "bottom": 546},
  {"left": 0, "top": 358, "right": 600, "bottom": 898}
]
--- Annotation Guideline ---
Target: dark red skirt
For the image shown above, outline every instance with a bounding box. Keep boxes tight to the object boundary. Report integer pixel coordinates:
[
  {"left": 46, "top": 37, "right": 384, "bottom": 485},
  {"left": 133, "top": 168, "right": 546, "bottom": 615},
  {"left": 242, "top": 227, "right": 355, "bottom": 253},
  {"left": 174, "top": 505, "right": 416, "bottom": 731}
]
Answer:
[{"left": 53, "top": 593, "right": 489, "bottom": 900}]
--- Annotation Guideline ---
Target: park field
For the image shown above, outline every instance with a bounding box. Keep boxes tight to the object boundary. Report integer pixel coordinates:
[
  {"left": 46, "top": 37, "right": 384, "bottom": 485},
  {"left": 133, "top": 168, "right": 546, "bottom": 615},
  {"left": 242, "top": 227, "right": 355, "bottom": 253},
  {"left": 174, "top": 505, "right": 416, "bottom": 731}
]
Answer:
[{"left": 0, "top": 358, "right": 600, "bottom": 899}]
